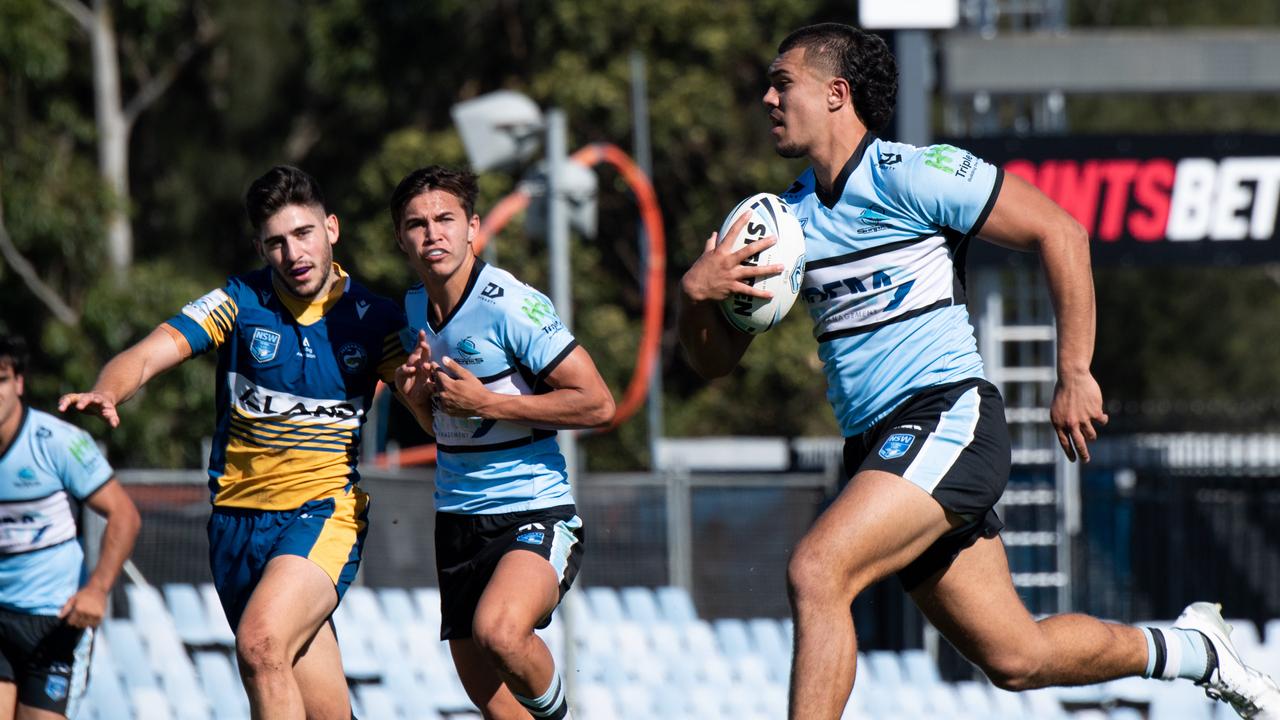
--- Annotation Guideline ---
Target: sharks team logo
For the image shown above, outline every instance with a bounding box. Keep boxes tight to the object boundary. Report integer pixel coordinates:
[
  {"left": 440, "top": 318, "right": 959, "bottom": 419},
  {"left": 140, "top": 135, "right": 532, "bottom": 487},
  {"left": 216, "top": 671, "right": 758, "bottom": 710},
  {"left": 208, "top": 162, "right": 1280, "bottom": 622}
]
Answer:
[{"left": 249, "top": 328, "right": 281, "bottom": 363}]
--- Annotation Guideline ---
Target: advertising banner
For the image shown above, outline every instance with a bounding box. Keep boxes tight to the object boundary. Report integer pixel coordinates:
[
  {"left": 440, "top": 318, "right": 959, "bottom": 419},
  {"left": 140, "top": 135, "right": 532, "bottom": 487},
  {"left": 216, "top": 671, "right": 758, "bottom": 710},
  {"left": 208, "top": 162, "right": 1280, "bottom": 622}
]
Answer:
[{"left": 953, "top": 135, "right": 1280, "bottom": 266}]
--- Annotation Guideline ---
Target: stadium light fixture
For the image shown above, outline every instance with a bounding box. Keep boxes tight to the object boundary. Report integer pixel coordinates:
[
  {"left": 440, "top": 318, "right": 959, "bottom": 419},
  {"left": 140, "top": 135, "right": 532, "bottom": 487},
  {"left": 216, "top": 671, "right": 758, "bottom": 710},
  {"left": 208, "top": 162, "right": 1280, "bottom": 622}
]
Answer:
[{"left": 450, "top": 91, "right": 545, "bottom": 172}]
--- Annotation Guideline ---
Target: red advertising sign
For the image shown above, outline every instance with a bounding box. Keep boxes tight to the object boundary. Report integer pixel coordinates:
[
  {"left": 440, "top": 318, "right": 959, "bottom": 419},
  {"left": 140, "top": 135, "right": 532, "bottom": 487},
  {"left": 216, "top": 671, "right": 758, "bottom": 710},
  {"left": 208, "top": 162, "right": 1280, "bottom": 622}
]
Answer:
[{"left": 955, "top": 136, "right": 1280, "bottom": 266}]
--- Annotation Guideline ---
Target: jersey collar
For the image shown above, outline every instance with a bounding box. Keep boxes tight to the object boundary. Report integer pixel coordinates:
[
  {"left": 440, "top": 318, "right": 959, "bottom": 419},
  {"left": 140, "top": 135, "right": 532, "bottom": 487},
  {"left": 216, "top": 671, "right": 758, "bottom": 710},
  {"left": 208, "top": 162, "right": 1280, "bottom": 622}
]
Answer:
[
  {"left": 816, "top": 132, "right": 876, "bottom": 210},
  {"left": 428, "top": 258, "right": 486, "bottom": 333},
  {"left": 272, "top": 262, "right": 349, "bottom": 326}
]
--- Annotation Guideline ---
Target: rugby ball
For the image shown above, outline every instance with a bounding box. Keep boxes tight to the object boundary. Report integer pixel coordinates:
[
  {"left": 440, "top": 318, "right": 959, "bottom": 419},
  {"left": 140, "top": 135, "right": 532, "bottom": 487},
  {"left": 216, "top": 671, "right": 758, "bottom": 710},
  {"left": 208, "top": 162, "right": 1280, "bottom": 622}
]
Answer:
[{"left": 716, "top": 192, "right": 806, "bottom": 334}]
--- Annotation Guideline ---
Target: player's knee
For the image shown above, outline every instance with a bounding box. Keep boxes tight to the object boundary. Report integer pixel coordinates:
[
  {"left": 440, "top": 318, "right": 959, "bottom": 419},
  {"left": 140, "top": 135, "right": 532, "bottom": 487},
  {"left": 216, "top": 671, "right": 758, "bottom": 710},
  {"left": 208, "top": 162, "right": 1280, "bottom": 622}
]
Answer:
[
  {"left": 235, "top": 628, "right": 289, "bottom": 677},
  {"left": 472, "top": 608, "right": 531, "bottom": 662},
  {"left": 786, "top": 540, "right": 861, "bottom": 605}
]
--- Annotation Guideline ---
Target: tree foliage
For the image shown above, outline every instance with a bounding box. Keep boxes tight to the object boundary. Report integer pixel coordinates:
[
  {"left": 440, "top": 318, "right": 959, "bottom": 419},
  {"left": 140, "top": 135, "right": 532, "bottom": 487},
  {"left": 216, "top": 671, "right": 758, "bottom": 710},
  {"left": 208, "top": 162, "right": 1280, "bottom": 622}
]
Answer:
[{"left": 3, "top": 0, "right": 1279, "bottom": 469}]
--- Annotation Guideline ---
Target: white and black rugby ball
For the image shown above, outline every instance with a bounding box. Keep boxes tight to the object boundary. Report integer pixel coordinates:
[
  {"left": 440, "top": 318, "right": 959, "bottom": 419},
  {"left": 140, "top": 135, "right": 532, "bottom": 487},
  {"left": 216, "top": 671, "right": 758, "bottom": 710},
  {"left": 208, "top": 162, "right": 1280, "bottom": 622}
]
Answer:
[{"left": 716, "top": 192, "right": 806, "bottom": 334}]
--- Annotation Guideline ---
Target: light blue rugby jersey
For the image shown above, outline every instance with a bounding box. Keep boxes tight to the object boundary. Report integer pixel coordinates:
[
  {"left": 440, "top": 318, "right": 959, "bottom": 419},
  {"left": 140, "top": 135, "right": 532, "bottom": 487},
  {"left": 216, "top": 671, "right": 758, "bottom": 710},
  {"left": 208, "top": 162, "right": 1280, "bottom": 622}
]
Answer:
[
  {"left": 405, "top": 259, "right": 579, "bottom": 515},
  {"left": 781, "top": 134, "right": 1004, "bottom": 436},
  {"left": 0, "top": 408, "right": 113, "bottom": 615}
]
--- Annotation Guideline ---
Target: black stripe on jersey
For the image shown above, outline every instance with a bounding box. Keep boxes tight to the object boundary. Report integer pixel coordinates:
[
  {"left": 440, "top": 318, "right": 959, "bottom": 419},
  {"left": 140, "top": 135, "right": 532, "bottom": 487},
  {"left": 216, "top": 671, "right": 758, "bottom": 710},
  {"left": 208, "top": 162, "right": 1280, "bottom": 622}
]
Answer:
[
  {"left": 967, "top": 166, "right": 1005, "bottom": 240},
  {"left": 943, "top": 227, "right": 969, "bottom": 304},
  {"left": 805, "top": 236, "right": 933, "bottom": 272},
  {"left": 212, "top": 304, "right": 235, "bottom": 333},
  {"left": 536, "top": 340, "right": 580, "bottom": 384},
  {"left": 429, "top": 259, "right": 486, "bottom": 333},
  {"left": 477, "top": 368, "right": 517, "bottom": 384},
  {"left": 817, "top": 133, "right": 876, "bottom": 210},
  {"left": 816, "top": 298, "right": 955, "bottom": 343},
  {"left": 0, "top": 536, "right": 78, "bottom": 557}
]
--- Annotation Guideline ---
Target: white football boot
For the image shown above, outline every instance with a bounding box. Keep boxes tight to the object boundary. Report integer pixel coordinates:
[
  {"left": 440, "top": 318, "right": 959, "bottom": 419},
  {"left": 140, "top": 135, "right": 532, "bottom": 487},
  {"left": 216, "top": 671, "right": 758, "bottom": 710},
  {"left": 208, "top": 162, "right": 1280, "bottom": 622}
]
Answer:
[{"left": 1174, "top": 602, "right": 1280, "bottom": 719}]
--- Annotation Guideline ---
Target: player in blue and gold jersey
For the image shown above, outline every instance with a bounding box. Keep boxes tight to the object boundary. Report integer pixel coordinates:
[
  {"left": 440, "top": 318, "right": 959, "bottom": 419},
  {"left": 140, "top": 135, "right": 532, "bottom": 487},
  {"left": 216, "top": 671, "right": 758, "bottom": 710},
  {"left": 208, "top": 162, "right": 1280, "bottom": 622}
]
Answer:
[
  {"left": 0, "top": 335, "right": 139, "bottom": 719},
  {"left": 60, "top": 167, "right": 407, "bottom": 720},
  {"left": 679, "top": 22, "right": 1279, "bottom": 720},
  {"left": 392, "top": 166, "right": 614, "bottom": 720}
]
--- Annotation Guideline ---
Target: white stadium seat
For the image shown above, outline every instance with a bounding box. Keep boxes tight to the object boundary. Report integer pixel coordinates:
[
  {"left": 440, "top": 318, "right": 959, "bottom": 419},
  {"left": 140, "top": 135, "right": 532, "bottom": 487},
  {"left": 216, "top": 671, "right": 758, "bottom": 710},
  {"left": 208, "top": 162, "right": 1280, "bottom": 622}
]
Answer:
[
  {"left": 586, "top": 586, "right": 627, "bottom": 624},
  {"left": 620, "top": 586, "right": 661, "bottom": 624},
  {"left": 198, "top": 583, "right": 236, "bottom": 646},
  {"left": 163, "top": 583, "right": 215, "bottom": 646},
  {"left": 655, "top": 586, "right": 698, "bottom": 624}
]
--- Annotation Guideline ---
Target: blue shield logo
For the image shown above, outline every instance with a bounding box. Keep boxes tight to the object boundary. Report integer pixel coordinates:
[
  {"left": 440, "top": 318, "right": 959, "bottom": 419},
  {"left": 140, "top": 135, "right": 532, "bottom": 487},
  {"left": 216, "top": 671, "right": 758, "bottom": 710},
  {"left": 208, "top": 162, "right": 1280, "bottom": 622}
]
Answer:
[
  {"left": 878, "top": 433, "right": 915, "bottom": 460},
  {"left": 516, "top": 531, "right": 545, "bottom": 545},
  {"left": 45, "top": 675, "right": 68, "bottom": 701},
  {"left": 249, "top": 328, "right": 281, "bottom": 363}
]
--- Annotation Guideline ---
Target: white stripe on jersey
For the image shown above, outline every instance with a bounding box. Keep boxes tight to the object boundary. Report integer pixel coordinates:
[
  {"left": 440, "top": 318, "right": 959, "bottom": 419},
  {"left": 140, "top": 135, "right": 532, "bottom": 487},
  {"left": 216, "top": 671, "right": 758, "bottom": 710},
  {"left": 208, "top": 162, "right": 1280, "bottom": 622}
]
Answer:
[
  {"left": 0, "top": 491, "right": 78, "bottom": 554},
  {"left": 227, "top": 372, "right": 364, "bottom": 429},
  {"left": 803, "top": 236, "right": 956, "bottom": 340},
  {"left": 181, "top": 287, "right": 232, "bottom": 324}
]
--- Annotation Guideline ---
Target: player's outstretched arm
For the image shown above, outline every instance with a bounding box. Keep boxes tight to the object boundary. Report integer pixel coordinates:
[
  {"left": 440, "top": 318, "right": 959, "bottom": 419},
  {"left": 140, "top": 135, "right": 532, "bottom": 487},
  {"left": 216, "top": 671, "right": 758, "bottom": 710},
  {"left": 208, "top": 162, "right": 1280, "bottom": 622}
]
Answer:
[
  {"left": 974, "top": 172, "right": 1108, "bottom": 462},
  {"left": 58, "top": 325, "right": 192, "bottom": 428},
  {"left": 677, "top": 213, "right": 780, "bottom": 378},
  {"left": 435, "top": 347, "right": 615, "bottom": 430},
  {"left": 60, "top": 478, "right": 140, "bottom": 628}
]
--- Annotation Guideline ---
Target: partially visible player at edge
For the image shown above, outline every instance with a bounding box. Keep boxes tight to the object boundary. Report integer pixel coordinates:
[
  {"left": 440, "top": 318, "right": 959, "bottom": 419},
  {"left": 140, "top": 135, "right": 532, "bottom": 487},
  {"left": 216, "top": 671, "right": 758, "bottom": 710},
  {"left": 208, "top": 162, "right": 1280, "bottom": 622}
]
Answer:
[
  {"left": 0, "top": 335, "right": 140, "bottom": 720},
  {"left": 60, "top": 166, "right": 409, "bottom": 720},
  {"left": 392, "top": 165, "right": 613, "bottom": 720},
  {"left": 678, "top": 23, "right": 1280, "bottom": 720}
]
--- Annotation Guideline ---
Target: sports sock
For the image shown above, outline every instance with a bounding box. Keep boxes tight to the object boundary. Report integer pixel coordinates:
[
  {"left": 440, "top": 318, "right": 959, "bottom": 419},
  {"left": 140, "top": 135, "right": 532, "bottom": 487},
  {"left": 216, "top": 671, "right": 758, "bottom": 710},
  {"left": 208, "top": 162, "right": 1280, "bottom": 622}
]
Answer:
[
  {"left": 1141, "top": 626, "right": 1216, "bottom": 683},
  {"left": 513, "top": 669, "right": 570, "bottom": 720}
]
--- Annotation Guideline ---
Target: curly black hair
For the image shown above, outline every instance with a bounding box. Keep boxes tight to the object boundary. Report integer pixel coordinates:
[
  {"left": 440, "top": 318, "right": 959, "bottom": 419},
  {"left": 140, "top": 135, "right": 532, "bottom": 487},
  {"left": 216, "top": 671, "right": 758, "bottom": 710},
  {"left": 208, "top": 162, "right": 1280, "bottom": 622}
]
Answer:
[
  {"left": 389, "top": 165, "right": 480, "bottom": 233},
  {"left": 779, "top": 23, "right": 898, "bottom": 133}
]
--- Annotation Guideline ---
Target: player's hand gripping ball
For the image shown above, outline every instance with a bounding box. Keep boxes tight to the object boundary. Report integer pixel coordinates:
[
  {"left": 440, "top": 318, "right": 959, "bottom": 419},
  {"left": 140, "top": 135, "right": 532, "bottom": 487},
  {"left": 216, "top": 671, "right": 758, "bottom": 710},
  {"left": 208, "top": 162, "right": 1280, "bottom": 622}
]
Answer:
[{"left": 716, "top": 193, "right": 806, "bottom": 334}]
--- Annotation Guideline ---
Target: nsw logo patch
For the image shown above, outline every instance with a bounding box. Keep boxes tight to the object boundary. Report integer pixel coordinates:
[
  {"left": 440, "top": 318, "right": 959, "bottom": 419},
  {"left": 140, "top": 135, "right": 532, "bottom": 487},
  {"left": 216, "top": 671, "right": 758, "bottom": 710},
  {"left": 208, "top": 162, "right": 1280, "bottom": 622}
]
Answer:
[
  {"left": 878, "top": 433, "right": 915, "bottom": 460},
  {"left": 45, "top": 675, "right": 68, "bottom": 701},
  {"left": 515, "top": 531, "right": 545, "bottom": 546},
  {"left": 249, "top": 328, "right": 281, "bottom": 363}
]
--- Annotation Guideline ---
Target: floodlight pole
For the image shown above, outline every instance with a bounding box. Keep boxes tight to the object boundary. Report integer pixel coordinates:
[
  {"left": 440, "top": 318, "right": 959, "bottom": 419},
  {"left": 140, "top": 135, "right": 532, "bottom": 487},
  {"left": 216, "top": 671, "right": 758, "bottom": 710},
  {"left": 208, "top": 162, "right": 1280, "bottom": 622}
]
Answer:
[
  {"left": 545, "top": 105, "right": 582, "bottom": 711},
  {"left": 546, "top": 109, "right": 577, "bottom": 487}
]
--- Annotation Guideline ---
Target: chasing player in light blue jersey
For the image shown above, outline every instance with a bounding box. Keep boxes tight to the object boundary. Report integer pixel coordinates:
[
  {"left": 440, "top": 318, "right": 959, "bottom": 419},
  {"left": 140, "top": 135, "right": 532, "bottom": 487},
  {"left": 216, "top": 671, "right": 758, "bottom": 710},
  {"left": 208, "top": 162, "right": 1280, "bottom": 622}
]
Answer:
[
  {"left": 0, "top": 335, "right": 139, "bottom": 720},
  {"left": 678, "top": 22, "right": 1279, "bottom": 720},
  {"left": 391, "top": 166, "right": 614, "bottom": 720},
  {"left": 60, "top": 167, "right": 408, "bottom": 720}
]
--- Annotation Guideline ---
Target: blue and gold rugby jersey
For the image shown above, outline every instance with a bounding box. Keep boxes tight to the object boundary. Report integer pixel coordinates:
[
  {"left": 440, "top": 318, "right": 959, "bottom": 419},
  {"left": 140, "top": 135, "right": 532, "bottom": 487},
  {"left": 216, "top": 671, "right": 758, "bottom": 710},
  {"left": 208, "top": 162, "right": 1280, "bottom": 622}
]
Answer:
[
  {"left": 165, "top": 264, "right": 409, "bottom": 511},
  {"left": 781, "top": 135, "right": 1003, "bottom": 436},
  {"left": 0, "top": 408, "right": 113, "bottom": 614},
  {"left": 404, "top": 259, "right": 578, "bottom": 515}
]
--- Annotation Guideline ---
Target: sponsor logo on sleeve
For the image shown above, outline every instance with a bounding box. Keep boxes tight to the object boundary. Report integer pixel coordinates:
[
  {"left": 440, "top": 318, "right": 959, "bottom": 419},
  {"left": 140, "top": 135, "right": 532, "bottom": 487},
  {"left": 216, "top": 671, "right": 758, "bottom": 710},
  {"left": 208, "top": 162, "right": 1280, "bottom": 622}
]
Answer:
[
  {"left": 181, "top": 288, "right": 231, "bottom": 324},
  {"left": 520, "top": 296, "right": 555, "bottom": 326},
  {"left": 480, "top": 283, "right": 506, "bottom": 301},
  {"left": 68, "top": 435, "right": 100, "bottom": 470}
]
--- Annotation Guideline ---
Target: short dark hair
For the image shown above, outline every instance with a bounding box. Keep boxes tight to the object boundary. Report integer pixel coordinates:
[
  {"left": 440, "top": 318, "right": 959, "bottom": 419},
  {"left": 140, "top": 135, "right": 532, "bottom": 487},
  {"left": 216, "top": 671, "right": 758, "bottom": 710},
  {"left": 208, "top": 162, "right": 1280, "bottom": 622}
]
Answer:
[
  {"left": 0, "top": 335, "right": 28, "bottom": 376},
  {"left": 779, "top": 23, "right": 898, "bottom": 133},
  {"left": 390, "top": 166, "right": 479, "bottom": 231},
  {"left": 244, "top": 165, "right": 328, "bottom": 231}
]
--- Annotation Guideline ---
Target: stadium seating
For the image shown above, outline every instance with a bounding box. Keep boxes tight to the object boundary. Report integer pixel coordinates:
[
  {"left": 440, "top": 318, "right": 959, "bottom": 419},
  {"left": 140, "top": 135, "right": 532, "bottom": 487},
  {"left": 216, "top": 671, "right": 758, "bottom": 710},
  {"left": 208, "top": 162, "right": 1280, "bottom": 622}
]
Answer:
[{"left": 74, "top": 583, "right": 1279, "bottom": 719}]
